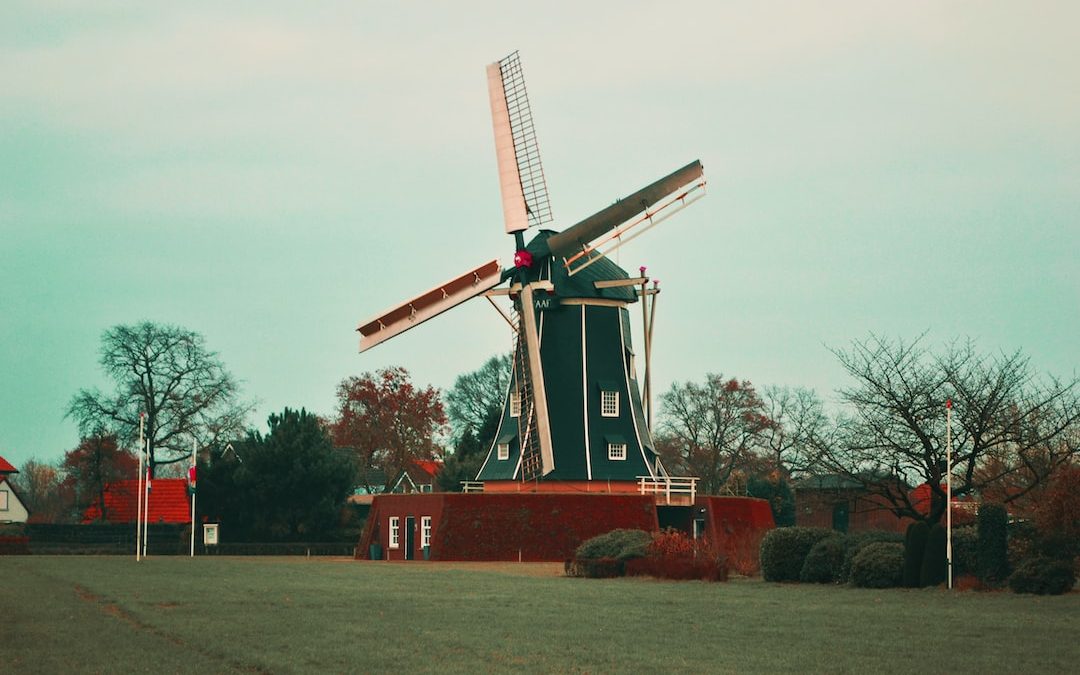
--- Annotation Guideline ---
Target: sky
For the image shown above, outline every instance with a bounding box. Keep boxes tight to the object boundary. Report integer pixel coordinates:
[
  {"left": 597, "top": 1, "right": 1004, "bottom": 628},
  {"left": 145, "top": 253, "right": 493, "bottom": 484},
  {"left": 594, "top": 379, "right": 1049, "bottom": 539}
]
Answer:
[{"left": 2, "top": 1, "right": 1078, "bottom": 470}]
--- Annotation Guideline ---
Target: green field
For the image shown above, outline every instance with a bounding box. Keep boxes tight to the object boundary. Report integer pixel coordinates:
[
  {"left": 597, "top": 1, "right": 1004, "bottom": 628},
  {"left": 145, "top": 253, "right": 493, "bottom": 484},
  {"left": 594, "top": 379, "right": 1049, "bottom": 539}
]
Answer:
[{"left": 3, "top": 556, "right": 1077, "bottom": 673}]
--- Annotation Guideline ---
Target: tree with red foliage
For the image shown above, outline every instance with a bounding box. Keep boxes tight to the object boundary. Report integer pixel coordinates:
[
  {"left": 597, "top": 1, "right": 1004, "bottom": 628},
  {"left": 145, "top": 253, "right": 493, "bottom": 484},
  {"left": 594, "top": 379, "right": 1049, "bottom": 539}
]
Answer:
[
  {"left": 62, "top": 433, "right": 138, "bottom": 521},
  {"left": 330, "top": 367, "right": 447, "bottom": 493},
  {"left": 657, "top": 375, "right": 775, "bottom": 495},
  {"left": 1032, "top": 464, "right": 1080, "bottom": 559}
]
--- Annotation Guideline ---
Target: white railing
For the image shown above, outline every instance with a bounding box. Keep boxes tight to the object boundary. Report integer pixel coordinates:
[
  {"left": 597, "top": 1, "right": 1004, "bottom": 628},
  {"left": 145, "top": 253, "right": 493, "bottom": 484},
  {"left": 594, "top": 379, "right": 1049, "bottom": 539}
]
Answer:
[
  {"left": 637, "top": 476, "right": 698, "bottom": 505},
  {"left": 461, "top": 481, "right": 485, "bottom": 493}
]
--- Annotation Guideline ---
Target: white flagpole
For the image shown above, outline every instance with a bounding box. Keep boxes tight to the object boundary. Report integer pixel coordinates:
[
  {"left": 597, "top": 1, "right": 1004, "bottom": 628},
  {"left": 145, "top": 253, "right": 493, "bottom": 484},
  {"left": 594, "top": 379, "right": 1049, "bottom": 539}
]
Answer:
[
  {"left": 190, "top": 438, "right": 197, "bottom": 557},
  {"left": 946, "top": 398, "right": 953, "bottom": 590},
  {"left": 136, "top": 413, "right": 145, "bottom": 561},
  {"left": 143, "top": 443, "right": 151, "bottom": 558}
]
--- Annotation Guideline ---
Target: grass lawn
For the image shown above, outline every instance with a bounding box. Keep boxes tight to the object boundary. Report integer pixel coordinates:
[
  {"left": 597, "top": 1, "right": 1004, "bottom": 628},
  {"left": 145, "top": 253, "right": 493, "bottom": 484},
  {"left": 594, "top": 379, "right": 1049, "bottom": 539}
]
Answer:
[{"left": 3, "top": 556, "right": 1077, "bottom": 673}]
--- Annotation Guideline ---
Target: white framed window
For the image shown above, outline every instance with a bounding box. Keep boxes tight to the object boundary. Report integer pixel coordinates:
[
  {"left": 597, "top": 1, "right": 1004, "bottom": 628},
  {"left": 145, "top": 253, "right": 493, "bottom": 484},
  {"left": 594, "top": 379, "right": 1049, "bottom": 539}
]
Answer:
[
  {"left": 421, "top": 516, "right": 432, "bottom": 548},
  {"left": 0, "top": 489, "right": 8, "bottom": 511},
  {"left": 419, "top": 483, "right": 432, "bottom": 493},
  {"left": 608, "top": 443, "right": 627, "bottom": 461},
  {"left": 601, "top": 390, "right": 620, "bottom": 417},
  {"left": 509, "top": 392, "right": 522, "bottom": 418},
  {"left": 497, "top": 443, "right": 510, "bottom": 460},
  {"left": 389, "top": 516, "right": 400, "bottom": 548}
]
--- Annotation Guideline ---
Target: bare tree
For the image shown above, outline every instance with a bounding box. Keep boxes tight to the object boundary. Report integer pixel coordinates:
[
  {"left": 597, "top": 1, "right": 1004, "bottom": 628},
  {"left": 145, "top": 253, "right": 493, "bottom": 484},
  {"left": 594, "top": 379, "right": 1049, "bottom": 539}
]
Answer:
[
  {"left": 761, "top": 385, "right": 831, "bottom": 478},
  {"left": 657, "top": 375, "right": 774, "bottom": 494},
  {"left": 9, "top": 458, "right": 69, "bottom": 522},
  {"left": 67, "top": 322, "right": 254, "bottom": 476},
  {"left": 822, "top": 334, "right": 1080, "bottom": 523}
]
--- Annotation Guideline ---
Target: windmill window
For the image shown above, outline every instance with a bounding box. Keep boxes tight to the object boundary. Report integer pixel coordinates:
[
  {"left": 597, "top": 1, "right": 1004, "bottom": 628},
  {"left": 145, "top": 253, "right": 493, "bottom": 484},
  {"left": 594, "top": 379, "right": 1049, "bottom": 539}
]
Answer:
[
  {"left": 497, "top": 443, "right": 510, "bottom": 460},
  {"left": 608, "top": 443, "right": 627, "bottom": 461},
  {"left": 601, "top": 390, "right": 620, "bottom": 417},
  {"left": 421, "top": 516, "right": 432, "bottom": 548},
  {"left": 510, "top": 392, "right": 522, "bottom": 418}
]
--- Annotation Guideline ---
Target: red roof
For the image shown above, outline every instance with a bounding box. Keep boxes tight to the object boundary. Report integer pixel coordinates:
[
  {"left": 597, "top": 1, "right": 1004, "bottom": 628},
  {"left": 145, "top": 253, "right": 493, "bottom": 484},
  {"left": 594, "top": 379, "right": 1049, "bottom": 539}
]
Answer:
[
  {"left": 82, "top": 479, "right": 191, "bottom": 524},
  {"left": 412, "top": 460, "right": 443, "bottom": 478},
  {"left": 0, "top": 455, "right": 17, "bottom": 474}
]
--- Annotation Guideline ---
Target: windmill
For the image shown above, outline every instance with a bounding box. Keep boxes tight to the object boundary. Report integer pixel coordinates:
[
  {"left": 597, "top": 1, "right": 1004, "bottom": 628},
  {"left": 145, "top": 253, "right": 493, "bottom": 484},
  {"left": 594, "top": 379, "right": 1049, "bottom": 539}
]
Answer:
[{"left": 357, "top": 52, "right": 705, "bottom": 490}]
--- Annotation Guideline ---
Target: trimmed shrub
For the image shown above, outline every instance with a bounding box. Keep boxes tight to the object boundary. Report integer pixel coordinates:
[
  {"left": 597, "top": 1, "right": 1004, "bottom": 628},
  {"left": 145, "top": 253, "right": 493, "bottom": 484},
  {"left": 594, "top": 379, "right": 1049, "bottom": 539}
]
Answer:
[
  {"left": 1008, "top": 556, "right": 1077, "bottom": 595},
  {"left": 902, "top": 522, "right": 929, "bottom": 587},
  {"left": 760, "top": 527, "right": 834, "bottom": 582},
  {"left": 800, "top": 535, "right": 847, "bottom": 583},
  {"left": 620, "top": 529, "right": 730, "bottom": 582},
  {"left": 567, "top": 557, "right": 624, "bottom": 578},
  {"left": 574, "top": 529, "right": 651, "bottom": 562},
  {"left": 977, "top": 503, "right": 1009, "bottom": 586},
  {"left": 951, "top": 525, "right": 978, "bottom": 577},
  {"left": 838, "top": 530, "right": 905, "bottom": 583},
  {"left": 850, "top": 542, "right": 904, "bottom": 588},
  {"left": 920, "top": 523, "right": 948, "bottom": 587}
]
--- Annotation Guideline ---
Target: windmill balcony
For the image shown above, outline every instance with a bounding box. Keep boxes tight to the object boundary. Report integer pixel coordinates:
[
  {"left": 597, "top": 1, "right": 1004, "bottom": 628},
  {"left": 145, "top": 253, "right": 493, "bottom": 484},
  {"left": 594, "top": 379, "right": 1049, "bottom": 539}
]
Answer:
[
  {"left": 637, "top": 476, "right": 698, "bottom": 506},
  {"left": 459, "top": 477, "right": 698, "bottom": 505}
]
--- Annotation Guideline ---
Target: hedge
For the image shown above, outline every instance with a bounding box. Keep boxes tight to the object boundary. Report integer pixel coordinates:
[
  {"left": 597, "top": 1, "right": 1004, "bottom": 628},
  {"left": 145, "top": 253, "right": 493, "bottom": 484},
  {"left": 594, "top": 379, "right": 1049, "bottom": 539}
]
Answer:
[
  {"left": 760, "top": 527, "right": 834, "bottom": 582},
  {"left": 1008, "top": 556, "right": 1077, "bottom": 595},
  {"left": 838, "top": 530, "right": 904, "bottom": 583},
  {"left": 575, "top": 529, "right": 651, "bottom": 562}
]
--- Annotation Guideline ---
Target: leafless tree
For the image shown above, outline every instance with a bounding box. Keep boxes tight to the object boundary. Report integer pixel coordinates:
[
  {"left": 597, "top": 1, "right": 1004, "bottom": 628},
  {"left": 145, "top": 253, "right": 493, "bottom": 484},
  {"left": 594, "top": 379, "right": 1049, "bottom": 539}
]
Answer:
[
  {"left": 657, "top": 374, "right": 774, "bottom": 494},
  {"left": 760, "top": 385, "right": 832, "bottom": 478},
  {"left": 67, "top": 322, "right": 254, "bottom": 477},
  {"left": 821, "top": 334, "right": 1080, "bottom": 523}
]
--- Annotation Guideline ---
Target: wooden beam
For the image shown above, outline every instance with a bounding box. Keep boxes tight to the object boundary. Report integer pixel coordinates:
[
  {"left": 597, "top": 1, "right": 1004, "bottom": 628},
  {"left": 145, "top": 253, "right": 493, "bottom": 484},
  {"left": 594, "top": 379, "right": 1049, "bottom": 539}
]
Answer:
[
  {"left": 594, "top": 276, "right": 648, "bottom": 289},
  {"left": 519, "top": 284, "right": 555, "bottom": 476}
]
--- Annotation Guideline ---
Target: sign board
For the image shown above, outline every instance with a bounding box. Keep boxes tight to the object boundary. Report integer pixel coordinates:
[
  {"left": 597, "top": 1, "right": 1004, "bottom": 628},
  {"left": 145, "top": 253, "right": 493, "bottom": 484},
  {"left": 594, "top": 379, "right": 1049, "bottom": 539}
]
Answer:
[
  {"left": 533, "top": 295, "right": 560, "bottom": 311},
  {"left": 203, "top": 523, "right": 219, "bottom": 546}
]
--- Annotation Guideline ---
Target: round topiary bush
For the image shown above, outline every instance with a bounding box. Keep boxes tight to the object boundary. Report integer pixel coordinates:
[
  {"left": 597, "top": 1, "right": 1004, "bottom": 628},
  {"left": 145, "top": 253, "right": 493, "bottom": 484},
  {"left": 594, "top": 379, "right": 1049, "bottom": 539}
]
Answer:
[
  {"left": 800, "top": 535, "right": 847, "bottom": 583},
  {"left": 760, "top": 527, "right": 835, "bottom": 582},
  {"left": 850, "top": 542, "right": 904, "bottom": 588},
  {"left": 1008, "top": 556, "right": 1077, "bottom": 595},
  {"left": 574, "top": 528, "right": 651, "bottom": 562},
  {"left": 838, "top": 530, "right": 905, "bottom": 583}
]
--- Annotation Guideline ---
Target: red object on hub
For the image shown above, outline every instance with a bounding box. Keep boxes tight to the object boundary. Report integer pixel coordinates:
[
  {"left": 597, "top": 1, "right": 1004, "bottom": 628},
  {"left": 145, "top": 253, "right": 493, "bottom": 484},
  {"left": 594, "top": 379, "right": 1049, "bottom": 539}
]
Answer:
[{"left": 513, "top": 250, "right": 533, "bottom": 268}]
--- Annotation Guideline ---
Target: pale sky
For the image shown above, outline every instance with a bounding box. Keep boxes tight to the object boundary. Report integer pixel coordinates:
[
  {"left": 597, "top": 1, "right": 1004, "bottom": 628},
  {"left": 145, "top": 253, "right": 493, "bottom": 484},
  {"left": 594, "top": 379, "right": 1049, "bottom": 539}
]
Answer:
[{"left": 2, "top": 1, "right": 1078, "bottom": 470}]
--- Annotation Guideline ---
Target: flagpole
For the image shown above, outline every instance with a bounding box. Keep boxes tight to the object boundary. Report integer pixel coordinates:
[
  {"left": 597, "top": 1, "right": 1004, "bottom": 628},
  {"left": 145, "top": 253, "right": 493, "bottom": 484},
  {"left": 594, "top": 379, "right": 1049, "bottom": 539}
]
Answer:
[
  {"left": 143, "top": 444, "right": 151, "bottom": 558},
  {"left": 946, "top": 398, "right": 953, "bottom": 590},
  {"left": 190, "top": 438, "right": 197, "bottom": 557},
  {"left": 136, "top": 414, "right": 145, "bottom": 561}
]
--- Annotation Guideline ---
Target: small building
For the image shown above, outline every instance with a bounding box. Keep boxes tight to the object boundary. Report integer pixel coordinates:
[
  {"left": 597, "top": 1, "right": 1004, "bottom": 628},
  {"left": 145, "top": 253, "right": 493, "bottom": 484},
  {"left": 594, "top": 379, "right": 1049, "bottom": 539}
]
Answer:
[
  {"left": 794, "top": 474, "right": 912, "bottom": 533},
  {"left": 0, "top": 455, "right": 30, "bottom": 524},
  {"left": 389, "top": 459, "right": 443, "bottom": 494}
]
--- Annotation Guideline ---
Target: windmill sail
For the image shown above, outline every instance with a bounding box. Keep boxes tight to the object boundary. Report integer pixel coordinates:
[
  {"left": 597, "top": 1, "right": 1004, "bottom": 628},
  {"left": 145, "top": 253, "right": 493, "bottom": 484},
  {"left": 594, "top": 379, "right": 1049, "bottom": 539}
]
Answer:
[
  {"left": 546, "top": 160, "right": 704, "bottom": 258},
  {"left": 357, "top": 260, "right": 502, "bottom": 352},
  {"left": 487, "top": 51, "right": 553, "bottom": 233}
]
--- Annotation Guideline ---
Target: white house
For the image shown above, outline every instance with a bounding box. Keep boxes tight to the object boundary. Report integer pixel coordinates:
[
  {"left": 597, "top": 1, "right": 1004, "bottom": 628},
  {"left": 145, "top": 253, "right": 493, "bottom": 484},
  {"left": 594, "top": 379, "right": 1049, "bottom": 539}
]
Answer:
[{"left": 0, "top": 455, "right": 29, "bottom": 524}]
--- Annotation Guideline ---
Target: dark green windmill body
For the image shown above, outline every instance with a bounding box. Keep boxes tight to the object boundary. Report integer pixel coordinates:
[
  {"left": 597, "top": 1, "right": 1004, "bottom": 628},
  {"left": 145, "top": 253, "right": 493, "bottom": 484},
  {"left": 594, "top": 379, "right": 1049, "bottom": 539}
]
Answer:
[
  {"left": 476, "top": 232, "right": 660, "bottom": 483},
  {"left": 357, "top": 52, "right": 706, "bottom": 490}
]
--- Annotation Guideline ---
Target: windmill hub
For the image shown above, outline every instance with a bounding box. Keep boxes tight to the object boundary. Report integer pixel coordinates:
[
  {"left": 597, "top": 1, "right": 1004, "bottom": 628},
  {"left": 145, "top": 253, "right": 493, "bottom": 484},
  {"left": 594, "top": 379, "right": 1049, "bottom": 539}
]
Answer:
[{"left": 513, "top": 250, "right": 534, "bottom": 269}]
